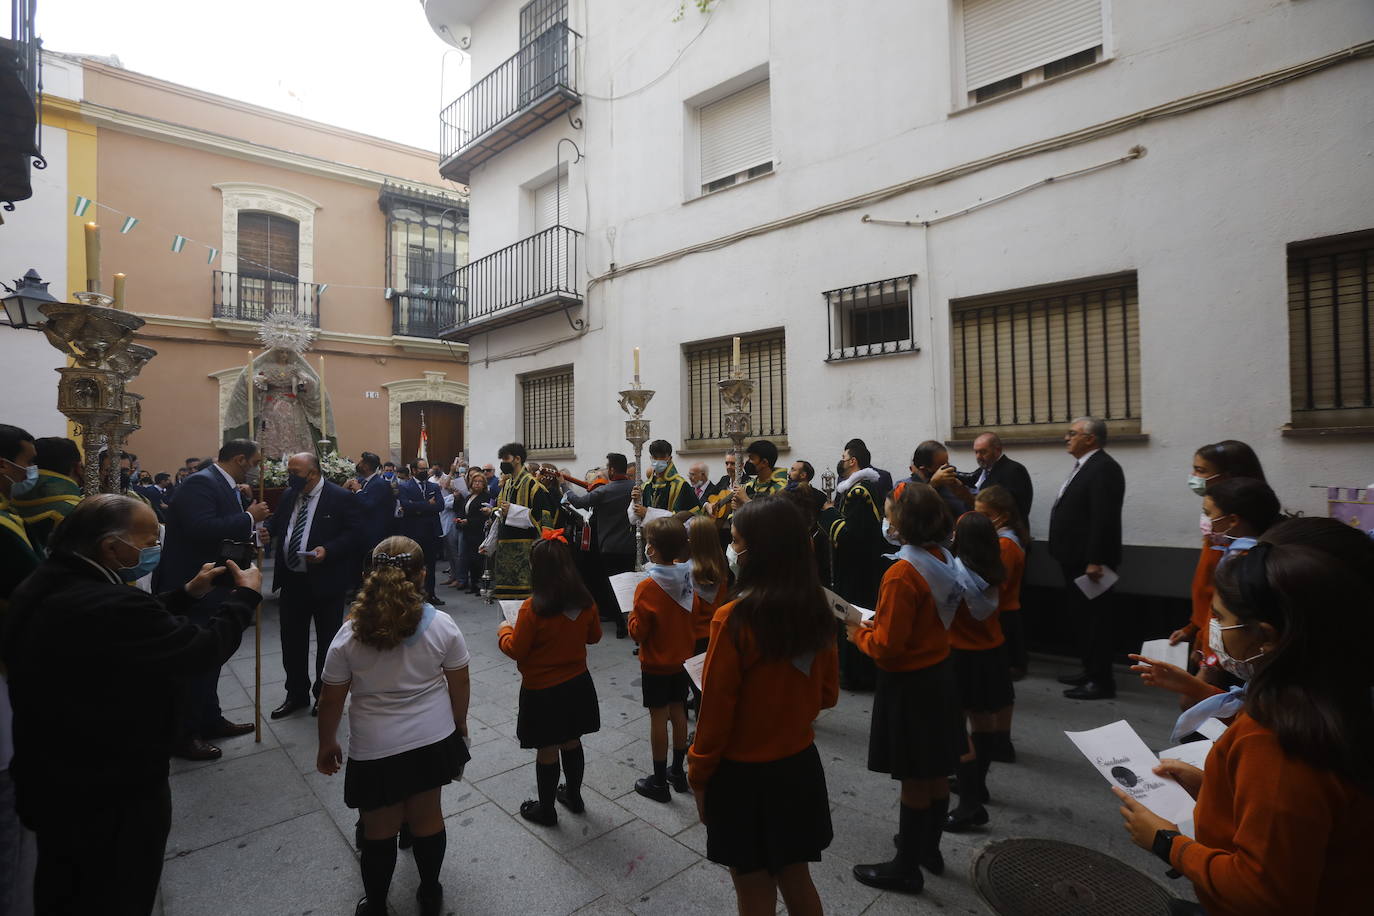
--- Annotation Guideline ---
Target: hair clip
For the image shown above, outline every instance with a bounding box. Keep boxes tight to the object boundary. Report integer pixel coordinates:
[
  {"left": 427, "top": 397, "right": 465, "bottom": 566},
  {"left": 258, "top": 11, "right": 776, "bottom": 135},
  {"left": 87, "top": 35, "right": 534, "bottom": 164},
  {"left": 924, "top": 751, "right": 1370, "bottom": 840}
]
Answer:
[
  {"left": 372, "top": 552, "right": 414, "bottom": 568},
  {"left": 540, "top": 527, "right": 568, "bottom": 544}
]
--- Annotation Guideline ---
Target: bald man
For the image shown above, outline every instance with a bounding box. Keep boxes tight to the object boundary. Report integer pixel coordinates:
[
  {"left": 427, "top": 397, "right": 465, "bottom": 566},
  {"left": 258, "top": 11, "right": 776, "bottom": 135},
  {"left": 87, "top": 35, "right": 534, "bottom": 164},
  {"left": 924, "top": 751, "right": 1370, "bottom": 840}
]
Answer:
[{"left": 263, "top": 452, "right": 362, "bottom": 718}]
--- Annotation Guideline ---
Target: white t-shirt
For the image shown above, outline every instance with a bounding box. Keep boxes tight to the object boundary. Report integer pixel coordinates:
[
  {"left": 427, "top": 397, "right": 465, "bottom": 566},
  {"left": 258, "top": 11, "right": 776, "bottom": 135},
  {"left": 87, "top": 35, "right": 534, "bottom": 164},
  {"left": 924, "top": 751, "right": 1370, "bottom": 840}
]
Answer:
[{"left": 322, "top": 604, "right": 470, "bottom": 761}]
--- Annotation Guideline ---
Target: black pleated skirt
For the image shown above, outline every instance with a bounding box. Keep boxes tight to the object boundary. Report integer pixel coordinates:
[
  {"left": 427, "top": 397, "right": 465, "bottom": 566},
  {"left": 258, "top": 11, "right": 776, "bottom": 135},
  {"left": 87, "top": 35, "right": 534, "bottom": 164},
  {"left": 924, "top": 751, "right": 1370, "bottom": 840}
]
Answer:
[
  {"left": 516, "top": 669, "right": 601, "bottom": 749},
  {"left": 704, "top": 743, "right": 833, "bottom": 875},
  {"left": 867, "top": 657, "right": 966, "bottom": 780},
  {"left": 952, "top": 645, "right": 1015, "bottom": 713},
  {"left": 344, "top": 730, "right": 470, "bottom": 812}
]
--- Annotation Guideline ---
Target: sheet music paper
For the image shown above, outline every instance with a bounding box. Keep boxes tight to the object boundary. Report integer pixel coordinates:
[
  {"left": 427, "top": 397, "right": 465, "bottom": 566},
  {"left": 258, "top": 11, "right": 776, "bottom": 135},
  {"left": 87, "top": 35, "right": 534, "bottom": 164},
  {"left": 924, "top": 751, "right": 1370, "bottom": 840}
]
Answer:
[
  {"left": 823, "top": 588, "right": 875, "bottom": 625},
  {"left": 1139, "top": 638, "right": 1191, "bottom": 669},
  {"left": 1159, "top": 740, "right": 1213, "bottom": 772},
  {"left": 684, "top": 652, "right": 706, "bottom": 691},
  {"left": 1065, "top": 720, "right": 1195, "bottom": 826},
  {"left": 609, "top": 571, "right": 648, "bottom": 617},
  {"left": 1073, "top": 566, "right": 1119, "bottom": 599},
  {"left": 499, "top": 600, "right": 523, "bottom": 626}
]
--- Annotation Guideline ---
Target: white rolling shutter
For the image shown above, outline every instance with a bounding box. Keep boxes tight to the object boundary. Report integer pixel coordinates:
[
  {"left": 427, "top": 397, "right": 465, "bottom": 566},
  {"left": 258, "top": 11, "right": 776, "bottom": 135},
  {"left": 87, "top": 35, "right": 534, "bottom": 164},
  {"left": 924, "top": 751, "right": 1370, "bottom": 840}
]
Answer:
[
  {"left": 533, "top": 175, "right": 567, "bottom": 231},
  {"left": 699, "top": 79, "right": 772, "bottom": 185},
  {"left": 963, "top": 0, "right": 1103, "bottom": 91}
]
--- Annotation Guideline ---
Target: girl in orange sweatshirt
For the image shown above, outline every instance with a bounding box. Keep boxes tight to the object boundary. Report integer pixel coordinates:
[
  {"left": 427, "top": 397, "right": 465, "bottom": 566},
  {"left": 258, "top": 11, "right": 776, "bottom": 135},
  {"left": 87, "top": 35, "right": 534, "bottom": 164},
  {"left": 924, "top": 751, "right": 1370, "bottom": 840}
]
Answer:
[
  {"left": 1113, "top": 522, "right": 1374, "bottom": 916},
  {"left": 685, "top": 515, "right": 730, "bottom": 716},
  {"left": 628, "top": 516, "right": 695, "bottom": 802},
  {"left": 688, "top": 495, "right": 838, "bottom": 916},
  {"left": 845, "top": 482, "right": 967, "bottom": 895},
  {"left": 497, "top": 534, "right": 601, "bottom": 826},
  {"left": 972, "top": 485, "right": 1026, "bottom": 760}
]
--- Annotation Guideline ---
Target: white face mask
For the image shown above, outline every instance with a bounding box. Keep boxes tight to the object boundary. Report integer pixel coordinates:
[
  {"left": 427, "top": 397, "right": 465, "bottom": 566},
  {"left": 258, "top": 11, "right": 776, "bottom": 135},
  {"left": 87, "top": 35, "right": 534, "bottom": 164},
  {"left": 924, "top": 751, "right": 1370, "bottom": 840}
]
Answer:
[
  {"left": 881, "top": 517, "right": 902, "bottom": 546},
  {"left": 1199, "top": 512, "right": 1213, "bottom": 538},
  {"left": 1209, "top": 618, "right": 1264, "bottom": 680},
  {"left": 725, "top": 544, "right": 745, "bottom": 577}
]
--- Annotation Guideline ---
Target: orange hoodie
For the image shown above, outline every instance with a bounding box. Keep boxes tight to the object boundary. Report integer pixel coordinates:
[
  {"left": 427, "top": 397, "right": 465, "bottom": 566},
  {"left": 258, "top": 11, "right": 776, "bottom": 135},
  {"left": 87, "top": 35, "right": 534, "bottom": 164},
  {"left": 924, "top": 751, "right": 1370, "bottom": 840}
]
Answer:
[{"left": 628, "top": 574, "right": 696, "bottom": 675}]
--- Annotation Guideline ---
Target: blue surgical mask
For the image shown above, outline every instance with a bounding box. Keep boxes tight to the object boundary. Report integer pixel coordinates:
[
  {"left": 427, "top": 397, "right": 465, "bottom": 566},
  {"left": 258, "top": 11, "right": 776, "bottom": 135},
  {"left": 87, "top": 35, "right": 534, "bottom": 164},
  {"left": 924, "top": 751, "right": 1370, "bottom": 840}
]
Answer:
[
  {"left": 651, "top": 459, "right": 669, "bottom": 474},
  {"left": 115, "top": 537, "right": 162, "bottom": 580},
  {"left": 1187, "top": 474, "right": 1215, "bottom": 496},
  {"left": 6, "top": 460, "right": 39, "bottom": 498}
]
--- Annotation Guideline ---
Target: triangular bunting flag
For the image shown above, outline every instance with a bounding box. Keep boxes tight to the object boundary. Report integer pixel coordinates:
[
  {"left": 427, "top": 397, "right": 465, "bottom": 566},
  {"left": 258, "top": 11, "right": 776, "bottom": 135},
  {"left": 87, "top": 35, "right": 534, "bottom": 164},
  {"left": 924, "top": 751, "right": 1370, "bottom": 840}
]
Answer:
[
  {"left": 317, "top": 283, "right": 328, "bottom": 295},
  {"left": 119, "top": 216, "right": 138, "bottom": 233},
  {"left": 171, "top": 235, "right": 187, "bottom": 253},
  {"left": 73, "top": 196, "right": 91, "bottom": 216},
  {"left": 207, "top": 247, "right": 219, "bottom": 264}
]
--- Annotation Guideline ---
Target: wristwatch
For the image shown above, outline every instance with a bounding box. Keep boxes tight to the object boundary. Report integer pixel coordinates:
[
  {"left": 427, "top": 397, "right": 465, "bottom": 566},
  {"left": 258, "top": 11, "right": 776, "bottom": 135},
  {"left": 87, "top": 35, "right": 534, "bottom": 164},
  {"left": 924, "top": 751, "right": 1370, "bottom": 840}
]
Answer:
[{"left": 1153, "top": 828, "right": 1182, "bottom": 865}]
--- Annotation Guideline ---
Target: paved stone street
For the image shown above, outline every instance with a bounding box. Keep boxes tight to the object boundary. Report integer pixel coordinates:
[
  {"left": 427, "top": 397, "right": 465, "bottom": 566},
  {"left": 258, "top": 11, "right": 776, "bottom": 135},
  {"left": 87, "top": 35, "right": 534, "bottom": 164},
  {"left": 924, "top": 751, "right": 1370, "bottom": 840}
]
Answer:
[{"left": 156, "top": 585, "right": 1197, "bottom": 915}]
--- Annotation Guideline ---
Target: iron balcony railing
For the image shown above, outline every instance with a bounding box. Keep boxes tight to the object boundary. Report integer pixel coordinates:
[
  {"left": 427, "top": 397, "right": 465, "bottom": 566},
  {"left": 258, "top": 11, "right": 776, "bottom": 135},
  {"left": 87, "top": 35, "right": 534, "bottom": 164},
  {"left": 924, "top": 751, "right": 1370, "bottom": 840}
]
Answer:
[
  {"left": 392, "top": 291, "right": 457, "bottom": 339},
  {"left": 439, "top": 20, "right": 580, "bottom": 172},
  {"left": 441, "top": 225, "right": 581, "bottom": 330},
  {"left": 0, "top": 0, "right": 45, "bottom": 209},
  {"left": 213, "top": 270, "right": 321, "bottom": 326}
]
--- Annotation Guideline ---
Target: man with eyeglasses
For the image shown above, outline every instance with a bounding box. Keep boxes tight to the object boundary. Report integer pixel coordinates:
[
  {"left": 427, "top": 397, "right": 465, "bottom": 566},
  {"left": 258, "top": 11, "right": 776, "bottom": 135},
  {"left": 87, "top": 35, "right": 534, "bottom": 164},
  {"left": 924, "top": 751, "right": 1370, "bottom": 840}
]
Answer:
[{"left": 1049, "top": 416, "right": 1126, "bottom": 700}]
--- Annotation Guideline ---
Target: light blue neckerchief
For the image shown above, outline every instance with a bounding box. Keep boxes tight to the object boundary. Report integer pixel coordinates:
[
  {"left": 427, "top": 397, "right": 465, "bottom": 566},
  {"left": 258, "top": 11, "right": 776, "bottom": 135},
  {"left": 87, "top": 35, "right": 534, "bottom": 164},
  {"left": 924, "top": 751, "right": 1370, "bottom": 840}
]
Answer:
[
  {"left": 953, "top": 559, "right": 1000, "bottom": 622},
  {"left": 645, "top": 562, "right": 695, "bottom": 612},
  {"left": 1171, "top": 685, "right": 1246, "bottom": 743},
  {"left": 1211, "top": 536, "right": 1259, "bottom": 562},
  {"left": 402, "top": 603, "right": 438, "bottom": 647},
  {"left": 997, "top": 528, "right": 1022, "bottom": 548},
  {"left": 885, "top": 544, "right": 964, "bottom": 629}
]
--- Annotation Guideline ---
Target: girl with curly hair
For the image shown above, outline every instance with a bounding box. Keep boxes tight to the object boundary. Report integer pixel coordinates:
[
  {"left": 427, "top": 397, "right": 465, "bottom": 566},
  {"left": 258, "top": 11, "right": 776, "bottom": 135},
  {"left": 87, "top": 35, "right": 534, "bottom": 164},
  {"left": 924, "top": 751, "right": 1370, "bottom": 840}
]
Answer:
[{"left": 316, "top": 536, "right": 472, "bottom": 916}]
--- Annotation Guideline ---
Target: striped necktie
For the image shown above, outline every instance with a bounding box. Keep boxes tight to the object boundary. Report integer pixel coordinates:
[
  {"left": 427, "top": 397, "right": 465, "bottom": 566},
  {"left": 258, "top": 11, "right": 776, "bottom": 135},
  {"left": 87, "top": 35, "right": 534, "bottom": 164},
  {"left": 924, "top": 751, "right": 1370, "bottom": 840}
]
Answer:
[{"left": 288, "top": 491, "right": 310, "bottom": 569}]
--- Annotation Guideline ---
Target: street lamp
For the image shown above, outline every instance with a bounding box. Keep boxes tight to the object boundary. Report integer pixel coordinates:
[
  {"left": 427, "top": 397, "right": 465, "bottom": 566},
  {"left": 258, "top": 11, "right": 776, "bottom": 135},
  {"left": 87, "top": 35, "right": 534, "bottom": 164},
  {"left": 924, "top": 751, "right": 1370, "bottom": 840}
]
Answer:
[{"left": 1, "top": 268, "right": 57, "bottom": 330}]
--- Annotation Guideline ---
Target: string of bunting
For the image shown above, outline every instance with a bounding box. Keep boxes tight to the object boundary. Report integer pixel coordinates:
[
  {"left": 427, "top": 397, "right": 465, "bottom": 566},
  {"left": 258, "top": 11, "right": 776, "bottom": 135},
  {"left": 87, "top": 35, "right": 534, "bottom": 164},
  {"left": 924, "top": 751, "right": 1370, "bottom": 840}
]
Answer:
[{"left": 68, "top": 194, "right": 442, "bottom": 295}]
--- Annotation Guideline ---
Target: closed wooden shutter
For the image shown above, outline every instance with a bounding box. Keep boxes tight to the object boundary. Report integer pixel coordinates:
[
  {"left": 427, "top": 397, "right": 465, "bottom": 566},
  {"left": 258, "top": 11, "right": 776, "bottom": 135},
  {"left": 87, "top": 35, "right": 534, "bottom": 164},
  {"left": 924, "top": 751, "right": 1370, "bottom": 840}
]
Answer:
[
  {"left": 962, "top": 0, "right": 1103, "bottom": 91},
  {"left": 237, "top": 212, "right": 299, "bottom": 279},
  {"left": 533, "top": 175, "right": 567, "bottom": 231},
  {"left": 951, "top": 274, "right": 1140, "bottom": 438},
  {"left": 1288, "top": 232, "right": 1374, "bottom": 426},
  {"left": 699, "top": 80, "right": 772, "bottom": 186}
]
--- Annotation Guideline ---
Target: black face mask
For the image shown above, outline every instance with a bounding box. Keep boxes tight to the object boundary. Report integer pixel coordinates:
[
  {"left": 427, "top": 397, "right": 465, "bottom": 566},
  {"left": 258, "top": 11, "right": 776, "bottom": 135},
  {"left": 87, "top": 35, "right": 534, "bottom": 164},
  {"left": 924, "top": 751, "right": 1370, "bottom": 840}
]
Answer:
[
  {"left": 499, "top": 461, "right": 515, "bottom": 475},
  {"left": 743, "top": 461, "right": 757, "bottom": 478}
]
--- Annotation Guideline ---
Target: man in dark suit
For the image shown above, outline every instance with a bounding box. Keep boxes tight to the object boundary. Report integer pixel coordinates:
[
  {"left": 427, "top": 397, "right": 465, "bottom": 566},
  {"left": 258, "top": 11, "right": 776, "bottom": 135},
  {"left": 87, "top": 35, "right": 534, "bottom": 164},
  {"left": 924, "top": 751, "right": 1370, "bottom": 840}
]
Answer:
[
  {"left": 714, "top": 453, "right": 737, "bottom": 492},
  {"left": 265, "top": 452, "right": 361, "bottom": 718},
  {"left": 154, "top": 439, "right": 271, "bottom": 759},
  {"left": 345, "top": 451, "right": 397, "bottom": 564},
  {"left": 395, "top": 463, "right": 445, "bottom": 605},
  {"left": 1048, "top": 416, "right": 1126, "bottom": 700},
  {"left": 959, "top": 432, "right": 1034, "bottom": 526}
]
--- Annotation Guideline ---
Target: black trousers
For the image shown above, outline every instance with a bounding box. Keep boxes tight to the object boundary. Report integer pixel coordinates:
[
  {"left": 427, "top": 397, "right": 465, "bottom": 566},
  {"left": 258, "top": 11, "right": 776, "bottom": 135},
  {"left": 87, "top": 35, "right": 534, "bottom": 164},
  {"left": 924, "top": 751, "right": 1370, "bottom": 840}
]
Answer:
[
  {"left": 1061, "top": 563, "right": 1118, "bottom": 686},
  {"left": 419, "top": 537, "right": 440, "bottom": 597},
  {"left": 176, "top": 597, "right": 224, "bottom": 739},
  {"left": 32, "top": 780, "right": 171, "bottom": 916},
  {"left": 277, "top": 571, "right": 346, "bottom": 701}
]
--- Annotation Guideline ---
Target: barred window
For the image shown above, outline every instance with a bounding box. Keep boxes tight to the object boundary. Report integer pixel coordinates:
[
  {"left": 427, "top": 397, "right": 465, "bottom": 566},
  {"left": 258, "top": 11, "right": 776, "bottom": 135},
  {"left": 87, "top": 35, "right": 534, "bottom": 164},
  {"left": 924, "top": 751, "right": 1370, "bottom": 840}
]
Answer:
[
  {"left": 825, "top": 275, "right": 917, "bottom": 361},
  {"left": 684, "top": 331, "right": 787, "bottom": 447},
  {"left": 951, "top": 273, "right": 1141, "bottom": 439},
  {"left": 521, "top": 366, "right": 574, "bottom": 453},
  {"left": 1288, "top": 230, "right": 1374, "bottom": 429}
]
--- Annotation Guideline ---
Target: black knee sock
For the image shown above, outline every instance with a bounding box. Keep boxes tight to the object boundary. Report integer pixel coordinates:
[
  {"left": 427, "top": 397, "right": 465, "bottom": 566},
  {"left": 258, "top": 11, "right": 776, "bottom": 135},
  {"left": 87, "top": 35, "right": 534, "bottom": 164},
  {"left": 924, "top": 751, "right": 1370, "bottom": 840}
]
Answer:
[
  {"left": 953, "top": 756, "right": 984, "bottom": 811},
  {"left": 926, "top": 795, "right": 948, "bottom": 858},
  {"left": 895, "top": 803, "right": 924, "bottom": 870},
  {"left": 560, "top": 746, "right": 585, "bottom": 795},
  {"left": 972, "top": 732, "right": 996, "bottom": 784},
  {"left": 535, "top": 760, "right": 561, "bottom": 814},
  {"left": 359, "top": 835, "right": 398, "bottom": 908},
  {"left": 410, "top": 828, "right": 446, "bottom": 892},
  {"left": 652, "top": 759, "right": 667, "bottom": 784},
  {"left": 670, "top": 747, "right": 686, "bottom": 775}
]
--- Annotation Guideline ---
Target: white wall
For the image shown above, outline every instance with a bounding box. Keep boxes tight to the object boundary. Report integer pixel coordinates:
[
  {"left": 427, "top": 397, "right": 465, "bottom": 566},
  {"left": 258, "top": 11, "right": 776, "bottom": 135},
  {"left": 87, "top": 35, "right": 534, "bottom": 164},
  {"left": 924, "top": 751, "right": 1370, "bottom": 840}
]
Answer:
[
  {"left": 0, "top": 121, "right": 71, "bottom": 438},
  {"left": 453, "top": 0, "right": 1374, "bottom": 559}
]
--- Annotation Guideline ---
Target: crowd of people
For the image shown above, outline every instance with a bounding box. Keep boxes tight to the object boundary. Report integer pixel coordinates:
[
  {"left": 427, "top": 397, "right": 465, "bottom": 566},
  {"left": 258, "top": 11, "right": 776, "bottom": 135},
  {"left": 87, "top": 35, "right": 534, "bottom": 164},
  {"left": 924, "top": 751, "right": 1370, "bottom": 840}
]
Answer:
[{"left": 0, "top": 418, "right": 1369, "bottom": 915}]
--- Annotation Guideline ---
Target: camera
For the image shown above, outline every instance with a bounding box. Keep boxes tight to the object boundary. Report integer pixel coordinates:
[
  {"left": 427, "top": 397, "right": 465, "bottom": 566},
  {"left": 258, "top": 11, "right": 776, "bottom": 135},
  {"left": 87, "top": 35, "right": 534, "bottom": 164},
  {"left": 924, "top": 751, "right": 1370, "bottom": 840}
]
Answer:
[{"left": 216, "top": 539, "right": 257, "bottom": 585}]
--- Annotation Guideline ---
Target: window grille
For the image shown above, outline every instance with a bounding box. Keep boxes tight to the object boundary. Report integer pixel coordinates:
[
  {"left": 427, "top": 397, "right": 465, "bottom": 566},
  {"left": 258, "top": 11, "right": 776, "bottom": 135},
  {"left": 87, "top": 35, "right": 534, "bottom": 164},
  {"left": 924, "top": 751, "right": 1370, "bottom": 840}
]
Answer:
[
  {"left": 521, "top": 366, "right": 575, "bottom": 452},
  {"left": 1288, "top": 230, "right": 1374, "bottom": 428},
  {"left": 685, "top": 331, "right": 786, "bottom": 446},
  {"left": 825, "top": 275, "right": 917, "bottom": 360},
  {"left": 951, "top": 273, "right": 1140, "bottom": 439}
]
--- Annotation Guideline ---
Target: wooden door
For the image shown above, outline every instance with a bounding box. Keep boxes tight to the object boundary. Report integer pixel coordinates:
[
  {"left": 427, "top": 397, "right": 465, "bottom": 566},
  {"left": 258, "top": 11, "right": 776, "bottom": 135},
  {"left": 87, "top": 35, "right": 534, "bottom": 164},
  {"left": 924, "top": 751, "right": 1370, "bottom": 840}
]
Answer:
[{"left": 400, "top": 401, "right": 464, "bottom": 468}]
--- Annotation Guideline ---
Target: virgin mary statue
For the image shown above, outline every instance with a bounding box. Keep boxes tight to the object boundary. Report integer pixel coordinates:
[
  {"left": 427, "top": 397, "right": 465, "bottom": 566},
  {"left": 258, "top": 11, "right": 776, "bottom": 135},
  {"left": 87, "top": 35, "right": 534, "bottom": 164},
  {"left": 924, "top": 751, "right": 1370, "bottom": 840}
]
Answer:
[{"left": 222, "top": 315, "right": 335, "bottom": 458}]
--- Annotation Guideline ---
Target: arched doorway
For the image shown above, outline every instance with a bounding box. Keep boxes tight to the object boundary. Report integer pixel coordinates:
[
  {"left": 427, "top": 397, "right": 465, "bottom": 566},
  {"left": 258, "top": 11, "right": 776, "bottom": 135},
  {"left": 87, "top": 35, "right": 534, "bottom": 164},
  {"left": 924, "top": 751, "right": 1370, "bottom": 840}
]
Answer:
[{"left": 402, "top": 400, "right": 463, "bottom": 468}]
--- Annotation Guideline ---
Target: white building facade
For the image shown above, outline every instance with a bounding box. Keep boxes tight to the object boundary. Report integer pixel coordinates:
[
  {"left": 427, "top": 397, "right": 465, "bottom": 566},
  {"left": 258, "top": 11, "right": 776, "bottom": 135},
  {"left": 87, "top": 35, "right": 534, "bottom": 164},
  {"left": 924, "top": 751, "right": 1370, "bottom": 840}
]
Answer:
[{"left": 426, "top": 0, "right": 1374, "bottom": 599}]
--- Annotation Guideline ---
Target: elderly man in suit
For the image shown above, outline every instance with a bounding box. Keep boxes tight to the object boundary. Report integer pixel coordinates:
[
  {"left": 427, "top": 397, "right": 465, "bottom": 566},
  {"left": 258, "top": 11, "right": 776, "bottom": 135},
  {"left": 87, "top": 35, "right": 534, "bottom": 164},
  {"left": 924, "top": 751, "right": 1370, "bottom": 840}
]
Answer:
[
  {"left": 1048, "top": 417, "right": 1126, "bottom": 700},
  {"left": 960, "top": 432, "right": 1034, "bottom": 526},
  {"left": 154, "top": 439, "right": 271, "bottom": 760},
  {"left": 396, "top": 462, "right": 446, "bottom": 606},
  {"left": 265, "top": 453, "right": 361, "bottom": 719}
]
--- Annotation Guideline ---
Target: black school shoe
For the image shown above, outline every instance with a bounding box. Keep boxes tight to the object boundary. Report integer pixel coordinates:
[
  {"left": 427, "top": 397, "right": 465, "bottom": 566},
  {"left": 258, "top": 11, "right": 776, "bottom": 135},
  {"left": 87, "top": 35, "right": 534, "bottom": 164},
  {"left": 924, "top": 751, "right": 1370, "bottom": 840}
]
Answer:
[
  {"left": 519, "top": 799, "right": 558, "bottom": 826},
  {"left": 634, "top": 776, "right": 671, "bottom": 803},
  {"left": 666, "top": 769, "right": 690, "bottom": 794},
  {"left": 853, "top": 860, "right": 924, "bottom": 894},
  {"left": 556, "top": 784, "right": 586, "bottom": 814}
]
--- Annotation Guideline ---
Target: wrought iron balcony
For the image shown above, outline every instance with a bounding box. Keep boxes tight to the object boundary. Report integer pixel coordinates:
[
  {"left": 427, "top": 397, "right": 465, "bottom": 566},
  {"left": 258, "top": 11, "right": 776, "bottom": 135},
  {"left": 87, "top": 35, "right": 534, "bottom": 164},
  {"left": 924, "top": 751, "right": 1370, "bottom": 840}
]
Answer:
[
  {"left": 213, "top": 270, "right": 321, "bottom": 326},
  {"left": 439, "top": 225, "right": 582, "bottom": 342},
  {"left": 0, "top": 0, "right": 44, "bottom": 210},
  {"left": 438, "top": 21, "right": 581, "bottom": 183},
  {"left": 392, "top": 291, "right": 457, "bottom": 339}
]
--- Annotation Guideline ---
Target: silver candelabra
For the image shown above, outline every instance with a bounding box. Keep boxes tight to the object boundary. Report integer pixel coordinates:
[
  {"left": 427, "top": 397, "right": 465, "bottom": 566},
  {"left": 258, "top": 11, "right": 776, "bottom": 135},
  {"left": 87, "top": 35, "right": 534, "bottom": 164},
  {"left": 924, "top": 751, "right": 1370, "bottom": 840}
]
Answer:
[
  {"left": 717, "top": 369, "right": 755, "bottom": 495},
  {"left": 618, "top": 381, "right": 655, "bottom": 570}
]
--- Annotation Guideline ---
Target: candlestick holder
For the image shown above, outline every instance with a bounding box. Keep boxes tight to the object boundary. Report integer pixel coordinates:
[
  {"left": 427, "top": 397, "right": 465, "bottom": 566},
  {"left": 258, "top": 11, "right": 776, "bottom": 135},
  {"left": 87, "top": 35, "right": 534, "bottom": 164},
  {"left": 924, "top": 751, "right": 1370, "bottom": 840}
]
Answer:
[
  {"left": 820, "top": 469, "right": 836, "bottom": 500},
  {"left": 717, "top": 370, "right": 754, "bottom": 493},
  {"left": 619, "top": 381, "right": 656, "bottom": 570}
]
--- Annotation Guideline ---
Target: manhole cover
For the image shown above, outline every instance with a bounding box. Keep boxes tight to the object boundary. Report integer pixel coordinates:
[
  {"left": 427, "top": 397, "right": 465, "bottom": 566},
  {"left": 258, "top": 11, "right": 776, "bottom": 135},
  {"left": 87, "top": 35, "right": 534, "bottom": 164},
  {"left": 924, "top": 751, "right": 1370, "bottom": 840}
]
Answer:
[{"left": 973, "top": 838, "right": 1178, "bottom": 916}]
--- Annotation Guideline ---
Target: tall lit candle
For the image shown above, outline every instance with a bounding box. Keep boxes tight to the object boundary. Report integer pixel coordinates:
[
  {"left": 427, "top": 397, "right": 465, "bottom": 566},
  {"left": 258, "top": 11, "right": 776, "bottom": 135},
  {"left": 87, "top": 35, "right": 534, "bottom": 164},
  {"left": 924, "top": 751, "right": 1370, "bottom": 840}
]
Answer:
[
  {"left": 246, "top": 351, "right": 255, "bottom": 438},
  {"left": 318, "top": 354, "right": 327, "bottom": 436},
  {"left": 84, "top": 222, "right": 101, "bottom": 293},
  {"left": 633, "top": 347, "right": 640, "bottom": 383},
  {"left": 112, "top": 273, "right": 126, "bottom": 310},
  {"left": 732, "top": 336, "right": 741, "bottom": 373}
]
